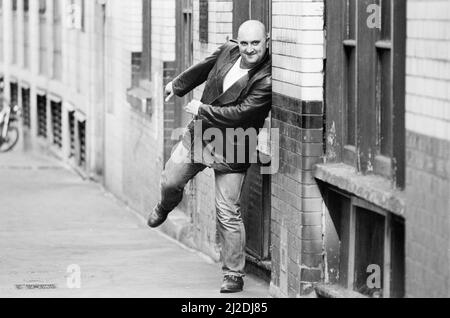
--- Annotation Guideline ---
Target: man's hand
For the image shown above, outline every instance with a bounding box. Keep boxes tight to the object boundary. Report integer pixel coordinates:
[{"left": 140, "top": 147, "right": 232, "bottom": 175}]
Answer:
[
  {"left": 184, "top": 99, "right": 202, "bottom": 116},
  {"left": 165, "top": 82, "right": 175, "bottom": 102}
]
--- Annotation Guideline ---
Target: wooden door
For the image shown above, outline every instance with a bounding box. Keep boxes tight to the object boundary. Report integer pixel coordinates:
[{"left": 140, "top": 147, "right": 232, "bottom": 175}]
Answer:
[{"left": 233, "top": 0, "right": 271, "bottom": 39}]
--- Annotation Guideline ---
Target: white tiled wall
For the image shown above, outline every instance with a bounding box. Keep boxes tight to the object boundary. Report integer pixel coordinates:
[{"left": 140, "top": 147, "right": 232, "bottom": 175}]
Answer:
[{"left": 406, "top": 0, "right": 450, "bottom": 141}]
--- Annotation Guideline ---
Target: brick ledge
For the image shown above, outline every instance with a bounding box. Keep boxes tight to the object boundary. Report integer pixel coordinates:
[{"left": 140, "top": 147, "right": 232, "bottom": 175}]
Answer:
[{"left": 314, "top": 163, "right": 406, "bottom": 217}]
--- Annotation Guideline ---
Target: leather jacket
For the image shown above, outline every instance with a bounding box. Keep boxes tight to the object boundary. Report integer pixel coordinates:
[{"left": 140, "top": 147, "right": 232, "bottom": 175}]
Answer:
[{"left": 172, "top": 40, "right": 272, "bottom": 173}]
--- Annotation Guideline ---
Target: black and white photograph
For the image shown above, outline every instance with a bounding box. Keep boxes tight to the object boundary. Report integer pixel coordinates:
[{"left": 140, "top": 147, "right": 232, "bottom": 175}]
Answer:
[{"left": 0, "top": 0, "right": 449, "bottom": 301}]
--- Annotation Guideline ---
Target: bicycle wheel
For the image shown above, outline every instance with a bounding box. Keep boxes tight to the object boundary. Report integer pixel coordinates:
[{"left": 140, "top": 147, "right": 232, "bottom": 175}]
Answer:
[{"left": 0, "top": 126, "right": 19, "bottom": 152}]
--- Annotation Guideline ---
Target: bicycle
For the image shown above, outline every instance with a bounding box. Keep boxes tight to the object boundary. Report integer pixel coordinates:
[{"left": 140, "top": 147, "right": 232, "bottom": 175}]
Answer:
[{"left": 0, "top": 96, "right": 21, "bottom": 153}]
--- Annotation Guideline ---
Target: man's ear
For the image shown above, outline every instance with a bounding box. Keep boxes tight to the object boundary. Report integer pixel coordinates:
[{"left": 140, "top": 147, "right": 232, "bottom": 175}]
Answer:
[{"left": 266, "top": 35, "right": 271, "bottom": 48}]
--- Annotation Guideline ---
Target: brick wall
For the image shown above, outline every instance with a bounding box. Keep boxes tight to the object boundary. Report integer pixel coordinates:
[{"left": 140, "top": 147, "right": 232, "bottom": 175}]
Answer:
[
  {"left": 405, "top": 0, "right": 450, "bottom": 298},
  {"left": 152, "top": 0, "right": 176, "bottom": 61},
  {"left": 270, "top": 0, "right": 325, "bottom": 298}
]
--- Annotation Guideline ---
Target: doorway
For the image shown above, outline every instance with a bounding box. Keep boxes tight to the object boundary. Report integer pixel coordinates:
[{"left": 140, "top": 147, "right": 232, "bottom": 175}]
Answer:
[{"left": 233, "top": 0, "right": 272, "bottom": 279}]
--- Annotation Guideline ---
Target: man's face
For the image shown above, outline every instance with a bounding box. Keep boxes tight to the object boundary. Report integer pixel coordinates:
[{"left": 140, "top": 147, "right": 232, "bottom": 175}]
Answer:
[{"left": 238, "top": 27, "right": 268, "bottom": 68}]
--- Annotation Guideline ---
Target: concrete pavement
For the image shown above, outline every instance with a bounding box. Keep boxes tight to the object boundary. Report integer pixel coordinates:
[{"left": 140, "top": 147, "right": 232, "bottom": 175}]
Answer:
[{"left": 0, "top": 149, "right": 269, "bottom": 298}]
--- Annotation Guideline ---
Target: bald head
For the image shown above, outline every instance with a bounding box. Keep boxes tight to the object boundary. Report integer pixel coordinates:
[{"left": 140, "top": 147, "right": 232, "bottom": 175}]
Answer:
[
  {"left": 238, "top": 20, "right": 267, "bottom": 39},
  {"left": 237, "top": 20, "right": 269, "bottom": 69}
]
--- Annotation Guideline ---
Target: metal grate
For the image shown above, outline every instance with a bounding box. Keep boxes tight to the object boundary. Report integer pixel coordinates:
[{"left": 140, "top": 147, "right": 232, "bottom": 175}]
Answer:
[
  {"left": 68, "top": 110, "right": 75, "bottom": 158},
  {"left": 37, "top": 94, "right": 47, "bottom": 138},
  {"left": 21, "top": 88, "right": 31, "bottom": 128},
  {"left": 51, "top": 101, "right": 62, "bottom": 149},
  {"left": 78, "top": 120, "right": 86, "bottom": 167}
]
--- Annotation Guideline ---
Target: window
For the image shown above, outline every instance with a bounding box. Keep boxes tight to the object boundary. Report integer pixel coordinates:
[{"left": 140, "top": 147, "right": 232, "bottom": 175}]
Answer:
[
  {"left": 53, "top": 0, "right": 62, "bottom": 80},
  {"left": 12, "top": 0, "right": 18, "bottom": 65},
  {"left": 199, "top": 0, "right": 208, "bottom": 43},
  {"left": 233, "top": 0, "right": 271, "bottom": 39},
  {"left": 175, "top": 0, "right": 194, "bottom": 128},
  {"left": 0, "top": 76, "right": 4, "bottom": 97},
  {"left": 322, "top": 184, "right": 405, "bottom": 298},
  {"left": 23, "top": 0, "right": 29, "bottom": 68},
  {"left": 21, "top": 88, "right": 31, "bottom": 128},
  {"left": 37, "top": 94, "right": 47, "bottom": 138},
  {"left": 51, "top": 101, "right": 62, "bottom": 149},
  {"left": 140, "top": 0, "right": 151, "bottom": 81},
  {"left": 325, "top": 0, "right": 406, "bottom": 188},
  {"left": 68, "top": 110, "right": 76, "bottom": 158},
  {"left": 39, "top": 0, "right": 47, "bottom": 75},
  {"left": 68, "top": 0, "right": 85, "bottom": 31},
  {"left": 10, "top": 82, "right": 18, "bottom": 107},
  {"left": 127, "top": 0, "right": 152, "bottom": 118},
  {"left": 77, "top": 119, "right": 86, "bottom": 167}
]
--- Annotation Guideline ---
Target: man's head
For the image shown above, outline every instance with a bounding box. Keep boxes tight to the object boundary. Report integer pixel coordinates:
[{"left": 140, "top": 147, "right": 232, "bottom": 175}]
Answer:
[{"left": 237, "top": 20, "right": 270, "bottom": 69}]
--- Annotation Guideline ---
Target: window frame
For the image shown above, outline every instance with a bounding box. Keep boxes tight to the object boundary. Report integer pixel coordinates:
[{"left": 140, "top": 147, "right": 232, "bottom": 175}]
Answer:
[
  {"left": 322, "top": 184, "right": 405, "bottom": 298},
  {"left": 324, "top": 0, "right": 406, "bottom": 189}
]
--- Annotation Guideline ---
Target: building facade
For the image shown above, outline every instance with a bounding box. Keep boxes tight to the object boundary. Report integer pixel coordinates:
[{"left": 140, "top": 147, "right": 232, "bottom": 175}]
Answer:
[{"left": 1, "top": 0, "right": 448, "bottom": 298}]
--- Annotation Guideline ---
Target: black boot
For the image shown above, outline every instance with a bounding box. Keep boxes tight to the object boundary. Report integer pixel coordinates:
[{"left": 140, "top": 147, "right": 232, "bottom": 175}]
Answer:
[
  {"left": 147, "top": 205, "right": 168, "bottom": 228},
  {"left": 220, "top": 275, "right": 244, "bottom": 293}
]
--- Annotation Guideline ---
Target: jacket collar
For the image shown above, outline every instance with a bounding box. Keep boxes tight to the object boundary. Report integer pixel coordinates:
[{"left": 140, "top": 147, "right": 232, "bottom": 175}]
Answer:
[{"left": 212, "top": 46, "right": 271, "bottom": 105}]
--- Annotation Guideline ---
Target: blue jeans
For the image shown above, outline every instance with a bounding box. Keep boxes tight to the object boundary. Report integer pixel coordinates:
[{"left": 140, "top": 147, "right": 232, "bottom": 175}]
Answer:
[{"left": 158, "top": 143, "right": 247, "bottom": 278}]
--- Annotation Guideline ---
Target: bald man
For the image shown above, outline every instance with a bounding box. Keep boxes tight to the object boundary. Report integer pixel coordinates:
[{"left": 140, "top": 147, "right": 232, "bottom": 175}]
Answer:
[{"left": 148, "top": 20, "right": 272, "bottom": 293}]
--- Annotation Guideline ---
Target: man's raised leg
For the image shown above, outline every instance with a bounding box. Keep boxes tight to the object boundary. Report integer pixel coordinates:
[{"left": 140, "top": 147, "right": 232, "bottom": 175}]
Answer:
[{"left": 148, "top": 143, "right": 206, "bottom": 228}]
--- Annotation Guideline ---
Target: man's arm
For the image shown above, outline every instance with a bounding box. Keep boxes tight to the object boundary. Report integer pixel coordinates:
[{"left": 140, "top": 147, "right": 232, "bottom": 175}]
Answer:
[
  {"left": 172, "top": 42, "right": 231, "bottom": 98},
  {"left": 196, "top": 76, "right": 272, "bottom": 129}
]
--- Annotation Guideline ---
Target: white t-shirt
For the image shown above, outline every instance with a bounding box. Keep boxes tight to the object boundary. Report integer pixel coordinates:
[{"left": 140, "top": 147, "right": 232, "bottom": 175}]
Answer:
[{"left": 223, "top": 57, "right": 250, "bottom": 93}]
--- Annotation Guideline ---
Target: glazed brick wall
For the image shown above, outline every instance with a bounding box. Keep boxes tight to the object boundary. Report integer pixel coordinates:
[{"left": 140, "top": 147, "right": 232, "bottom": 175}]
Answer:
[
  {"left": 272, "top": 0, "right": 324, "bottom": 101},
  {"left": 271, "top": 93, "right": 324, "bottom": 297},
  {"left": 270, "top": 0, "right": 325, "bottom": 298},
  {"left": 405, "top": 0, "right": 450, "bottom": 141},
  {"left": 405, "top": 132, "right": 450, "bottom": 298},
  {"left": 405, "top": 0, "right": 450, "bottom": 298}
]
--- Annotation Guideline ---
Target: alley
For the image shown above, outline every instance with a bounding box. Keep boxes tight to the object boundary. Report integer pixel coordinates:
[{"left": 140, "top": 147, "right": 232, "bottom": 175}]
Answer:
[{"left": 0, "top": 149, "right": 269, "bottom": 298}]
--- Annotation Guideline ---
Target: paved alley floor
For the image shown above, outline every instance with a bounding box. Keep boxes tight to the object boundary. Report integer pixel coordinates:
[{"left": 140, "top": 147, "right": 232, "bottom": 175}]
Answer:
[{"left": 0, "top": 149, "right": 269, "bottom": 298}]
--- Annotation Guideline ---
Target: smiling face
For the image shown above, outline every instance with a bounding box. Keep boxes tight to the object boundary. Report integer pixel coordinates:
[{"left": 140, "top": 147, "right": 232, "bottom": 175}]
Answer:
[{"left": 237, "top": 21, "right": 269, "bottom": 69}]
